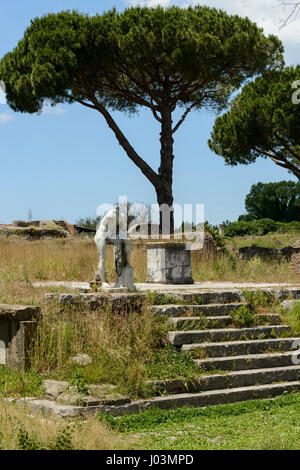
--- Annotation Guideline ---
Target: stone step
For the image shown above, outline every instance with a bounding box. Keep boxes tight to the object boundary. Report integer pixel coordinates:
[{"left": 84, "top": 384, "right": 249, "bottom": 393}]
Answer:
[
  {"left": 19, "top": 381, "right": 300, "bottom": 417},
  {"left": 150, "top": 365, "right": 300, "bottom": 394},
  {"left": 168, "top": 325, "right": 291, "bottom": 346},
  {"left": 182, "top": 337, "right": 300, "bottom": 357},
  {"left": 21, "top": 378, "right": 300, "bottom": 418},
  {"left": 149, "top": 303, "right": 246, "bottom": 317},
  {"left": 152, "top": 288, "right": 300, "bottom": 306},
  {"left": 195, "top": 351, "right": 300, "bottom": 371},
  {"left": 151, "top": 290, "right": 244, "bottom": 305},
  {"left": 171, "top": 314, "right": 281, "bottom": 330},
  {"left": 140, "top": 381, "right": 300, "bottom": 413},
  {"left": 45, "top": 288, "right": 300, "bottom": 311}
]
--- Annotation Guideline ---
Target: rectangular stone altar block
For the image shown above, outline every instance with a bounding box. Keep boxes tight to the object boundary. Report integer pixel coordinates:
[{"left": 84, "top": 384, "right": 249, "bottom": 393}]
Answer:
[
  {"left": 146, "top": 242, "right": 194, "bottom": 284},
  {"left": 0, "top": 305, "right": 40, "bottom": 370}
]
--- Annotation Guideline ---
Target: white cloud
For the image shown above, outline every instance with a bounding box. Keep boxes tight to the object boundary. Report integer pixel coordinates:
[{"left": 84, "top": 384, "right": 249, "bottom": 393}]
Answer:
[
  {"left": 126, "top": 1, "right": 300, "bottom": 55},
  {"left": 42, "top": 104, "right": 67, "bottom": 115},
  {"left": 128, "top": 0, "right": 171, "bottom": 6},
  {"left": 0, "top": 113, "right": 13, "bottom": 124}
]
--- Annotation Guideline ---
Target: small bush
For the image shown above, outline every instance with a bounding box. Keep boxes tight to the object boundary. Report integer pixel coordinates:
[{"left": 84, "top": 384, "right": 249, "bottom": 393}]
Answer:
[
  {"left": 70, "top": 369, "right": 88, "bottom": 395},
  {"left": 224, "top": 219, "right": 279, "bottom": 237},
  {"left": 204, "top": 222, "right": 227, "bottom": 252},
  {"left": 225, "top": 219, "right": 300, "bottom": 238},
  {"left": 230, "top": 306, "right": 255, "bottom": 327},
  {"left": 243, "top": 290, "right": 273, "bottom": 310},
  {"left": 50, "top": 425, "right": 74, "bottom": 451},
  {"left": 17, "top": 426, "right": 42, "bottom": 450}
]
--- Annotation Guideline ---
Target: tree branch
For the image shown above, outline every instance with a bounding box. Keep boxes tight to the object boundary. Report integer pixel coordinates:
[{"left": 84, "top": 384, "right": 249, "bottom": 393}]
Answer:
[
  {"left": 280, "top": 1, "right": 300, "bottom": 27},
  {"left": 269, "top": 154, "right": 300, "bottom": 178},
  {"left": 274, "top": 132, "right": 300, "bottom": 163},
  {"left": 71, "top": 81, "right": 160, "bottom": 187},
  {"left": 172, "top": 102, "right": 198, "bottom": 134},
  {"left": 151, "top": 98, "right": 162, "bottom": 123},
  {"left": 102, "top": 82, "right": 156, "bottom": 110},
  {"left": 254, "top": 145, "right": 300, "bottom": 179},
  {"left": 91, "top": 100, "right": 159, "bottom": 187},
  {"left": 117, "top": 64, "right": 163, "bottom": 106},
  {"left": 74, "top": 98, "right": 97, "bottom": 110},
  {"left": 172, "top": 89, "right": 211, "bottom": 134}
]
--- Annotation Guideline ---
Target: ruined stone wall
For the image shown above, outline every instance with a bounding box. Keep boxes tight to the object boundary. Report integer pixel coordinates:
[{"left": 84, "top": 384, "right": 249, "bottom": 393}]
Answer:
[
  {"left": 239, "top": 245, "right": 294, "bottom": 261},
  {"left": 291, "top": 241, "right": 300, "bottom": 276}
]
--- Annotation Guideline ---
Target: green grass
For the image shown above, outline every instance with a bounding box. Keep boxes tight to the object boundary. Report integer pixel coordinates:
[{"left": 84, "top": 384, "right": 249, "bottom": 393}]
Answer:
[
  {"left": 99, "top": 393, "right": 300, "bottom": 450},
  {"left": 145, "top": 344, "right": 203, "bottom": 381},
  {"left": 229, "top": 231, "right": 300, "bottom": 250},
  {"left": 0, "top": 366, "right": 45, "bottom": 398},
  {"left": 279, "top": 301, "right": 300, "bottom": 336}
]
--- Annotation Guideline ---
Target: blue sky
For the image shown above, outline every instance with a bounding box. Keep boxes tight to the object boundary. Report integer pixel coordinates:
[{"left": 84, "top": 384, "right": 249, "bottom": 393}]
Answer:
[{"left": 0, "top": 0, "right": 299, "bottom": 225}]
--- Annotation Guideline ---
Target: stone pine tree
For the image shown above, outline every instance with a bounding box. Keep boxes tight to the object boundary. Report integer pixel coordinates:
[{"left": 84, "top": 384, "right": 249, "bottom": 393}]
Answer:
[
  {"left": 0, "top": 6, "right": 283, "bottom": 232},
  {"left": 209, "top": 66, "right": 300, "bottom": 180}
]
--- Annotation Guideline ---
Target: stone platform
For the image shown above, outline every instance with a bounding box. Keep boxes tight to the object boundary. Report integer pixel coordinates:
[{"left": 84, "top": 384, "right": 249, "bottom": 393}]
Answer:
[
  {"left": 33, "top": 280, "right": 300, "bottom": 293},
  {"left": 4, "top": 283, "right": 300, "bottom": 417},
  {"left": 15, "top": 288, "right": 300, "bottom": 418}
]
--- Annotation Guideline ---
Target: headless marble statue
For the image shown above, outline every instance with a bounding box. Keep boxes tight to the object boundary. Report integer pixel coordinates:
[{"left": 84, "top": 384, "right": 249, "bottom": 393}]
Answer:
[{"left": 94, "top": 206, "right": 137, "bottom": 291}]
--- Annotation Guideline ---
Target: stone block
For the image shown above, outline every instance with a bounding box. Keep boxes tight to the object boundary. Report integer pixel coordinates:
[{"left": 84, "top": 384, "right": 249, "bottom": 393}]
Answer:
[
  {"left": 281, "top": 299, "right": 300, "bottom": 311},
  {"left": 0, "top": 304, "right": 39, "bottom": 369},
  {"left": 44, "top": 380, "right": 70, "bottom": 399},
  {"left": 45, "top": 292, "right": 146, "bottom": 314},
  {"left": 146, "top": 242, "right": 194, "bottom": 284}
]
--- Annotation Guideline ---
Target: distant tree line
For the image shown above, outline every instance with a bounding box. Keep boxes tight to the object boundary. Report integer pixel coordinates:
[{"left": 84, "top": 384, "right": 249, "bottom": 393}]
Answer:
[
  {"left": 223, "top": 180, "right": 300, "bottom": 237},
  {"left": 239, "top": 181, "right": 300, "bottom": 222}
]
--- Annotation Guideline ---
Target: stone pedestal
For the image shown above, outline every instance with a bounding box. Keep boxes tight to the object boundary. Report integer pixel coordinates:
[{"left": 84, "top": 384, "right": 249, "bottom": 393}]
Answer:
[
  {"left": 115, "top": 265, "right": 137, "bottom": 291},
  {"left": 0, "top": 305, "right": 40, "bottom": 369},
  {"left": 146, "top": 243, "right": 194, "bottom": 284}
]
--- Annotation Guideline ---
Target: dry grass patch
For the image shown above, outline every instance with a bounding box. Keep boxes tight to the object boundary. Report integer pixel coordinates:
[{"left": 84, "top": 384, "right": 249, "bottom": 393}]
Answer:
[
  {"left": 0, "top": 397, "right": 125, "bottom": 450},
  {"left": 0, "top": 238, "right": 298, "bottom": 284},
  {"left": 192, "top": 252, "right": 298, "bottom": 283}
]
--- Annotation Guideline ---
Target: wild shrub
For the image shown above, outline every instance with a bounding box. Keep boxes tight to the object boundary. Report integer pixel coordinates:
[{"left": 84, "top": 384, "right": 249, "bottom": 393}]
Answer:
[{"left": 229, "top": 306, "right": 255, "bottom": 327}]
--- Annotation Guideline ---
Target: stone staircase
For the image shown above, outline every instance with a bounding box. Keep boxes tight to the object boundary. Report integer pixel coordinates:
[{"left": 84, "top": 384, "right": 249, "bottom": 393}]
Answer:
[
  {"left": 19, "top": 288, "right": 300, "bottom": 418},
  {"left": 145, "top": 292, "right": 300, "bottom": 412}
]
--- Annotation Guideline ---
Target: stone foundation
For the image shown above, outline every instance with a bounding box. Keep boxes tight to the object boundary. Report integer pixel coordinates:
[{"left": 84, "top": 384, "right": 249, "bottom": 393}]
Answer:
[
  {"left": 239, "top": 245, "right": 294, "bottom": 261},
  {"left": 0, "top": 305, "right": 40, "bottom": 369},
  {"left": 45, "top": 293, "right": 146, "bottom": 314},
  {"left": 146, "top": 242, "right": 194, "bottom": 284}
]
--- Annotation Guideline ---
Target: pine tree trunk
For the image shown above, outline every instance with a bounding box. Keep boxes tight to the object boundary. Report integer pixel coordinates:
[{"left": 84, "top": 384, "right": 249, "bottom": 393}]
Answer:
[{"left": 155, "top": 104, "right": 175, "bottom": 235}]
